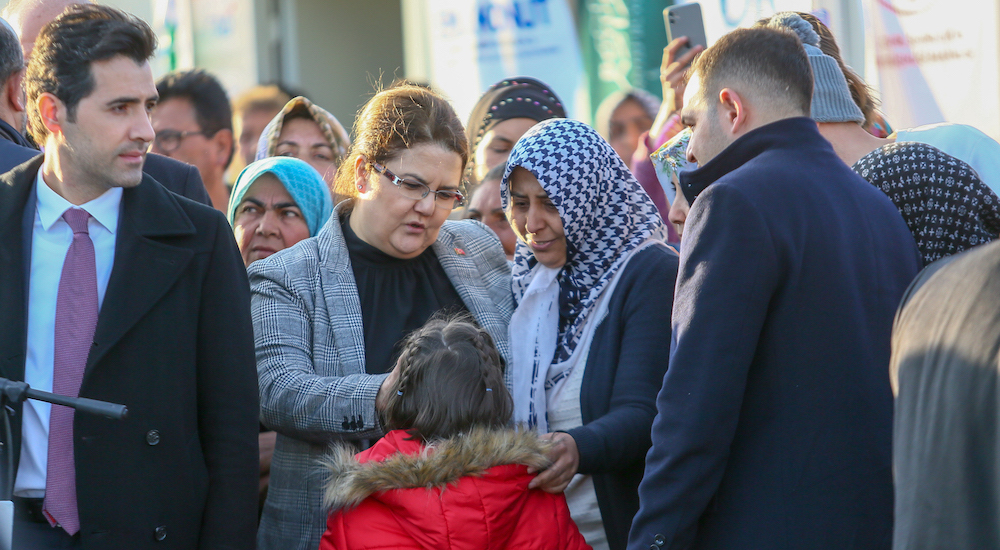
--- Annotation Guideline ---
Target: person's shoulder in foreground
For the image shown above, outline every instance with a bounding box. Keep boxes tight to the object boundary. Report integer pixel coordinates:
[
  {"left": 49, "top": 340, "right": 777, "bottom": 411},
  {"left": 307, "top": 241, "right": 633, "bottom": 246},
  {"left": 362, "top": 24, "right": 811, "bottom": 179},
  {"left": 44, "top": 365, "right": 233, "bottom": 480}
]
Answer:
[{"left": 891, "top": 240, "right": 1000, "bottom": 550}]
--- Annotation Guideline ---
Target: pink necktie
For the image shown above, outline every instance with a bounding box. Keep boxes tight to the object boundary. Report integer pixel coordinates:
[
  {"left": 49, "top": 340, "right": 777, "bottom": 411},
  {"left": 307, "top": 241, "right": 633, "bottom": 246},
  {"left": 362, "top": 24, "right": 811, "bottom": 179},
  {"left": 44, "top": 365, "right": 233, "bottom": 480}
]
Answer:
[{"left": 43, "top": 208, "right": 98, "bottom": 536}]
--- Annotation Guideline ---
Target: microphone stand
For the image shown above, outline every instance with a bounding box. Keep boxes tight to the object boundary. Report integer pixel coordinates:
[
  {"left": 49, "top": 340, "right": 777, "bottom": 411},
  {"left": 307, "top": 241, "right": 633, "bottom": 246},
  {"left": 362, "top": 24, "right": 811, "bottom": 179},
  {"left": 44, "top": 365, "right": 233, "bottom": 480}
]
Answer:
[{"left": 0, "top": 377, "right": 127, "bottom": 550}]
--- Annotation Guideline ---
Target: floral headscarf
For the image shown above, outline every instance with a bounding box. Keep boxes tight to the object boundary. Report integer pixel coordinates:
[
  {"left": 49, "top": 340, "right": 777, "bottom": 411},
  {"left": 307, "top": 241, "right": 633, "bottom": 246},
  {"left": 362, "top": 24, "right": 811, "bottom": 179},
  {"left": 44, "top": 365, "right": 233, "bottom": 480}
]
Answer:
[
  {"left": 650, "top": 127, "right": 696, "bottom": 204},
  {"left": 255, "top": 96, "right": 351, "bottom": 164},
  {"left": 501, "top": 118, "right": 669, "bottom": 363}
]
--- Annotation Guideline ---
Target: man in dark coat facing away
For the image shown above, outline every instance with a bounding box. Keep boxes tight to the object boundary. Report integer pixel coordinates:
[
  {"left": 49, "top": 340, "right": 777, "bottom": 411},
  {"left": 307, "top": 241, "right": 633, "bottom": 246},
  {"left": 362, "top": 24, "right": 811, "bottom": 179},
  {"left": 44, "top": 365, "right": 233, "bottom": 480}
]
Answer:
[{"left": 628, "top": 27, "right": 922, "bottom": 550}]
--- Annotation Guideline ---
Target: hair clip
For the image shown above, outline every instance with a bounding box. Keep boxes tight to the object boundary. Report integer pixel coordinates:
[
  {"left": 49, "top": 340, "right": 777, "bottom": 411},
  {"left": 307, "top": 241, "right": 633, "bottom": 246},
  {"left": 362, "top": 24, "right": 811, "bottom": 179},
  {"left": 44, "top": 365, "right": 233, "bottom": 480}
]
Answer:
[
  {"left": 486, "top": 388, "right": 493, "bottom": 392},
  {"left": 396, "top": 390, "right": 403, "bottom": 396}
]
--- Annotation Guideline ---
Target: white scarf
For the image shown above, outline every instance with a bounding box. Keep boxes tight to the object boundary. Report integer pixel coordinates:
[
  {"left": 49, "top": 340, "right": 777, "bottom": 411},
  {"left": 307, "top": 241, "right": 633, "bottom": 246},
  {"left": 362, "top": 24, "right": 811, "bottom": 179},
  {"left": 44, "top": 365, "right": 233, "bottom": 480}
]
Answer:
[{"left": 511, "top": 241, "right": 661, "bottom": 433}]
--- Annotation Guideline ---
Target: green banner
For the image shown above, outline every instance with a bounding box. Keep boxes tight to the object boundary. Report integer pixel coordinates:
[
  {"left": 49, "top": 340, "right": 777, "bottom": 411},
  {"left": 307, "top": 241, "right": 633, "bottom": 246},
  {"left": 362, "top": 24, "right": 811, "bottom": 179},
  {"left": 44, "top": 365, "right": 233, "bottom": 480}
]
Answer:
[{"left": 579, "top": 0, "right": 674, "bottom": 120}]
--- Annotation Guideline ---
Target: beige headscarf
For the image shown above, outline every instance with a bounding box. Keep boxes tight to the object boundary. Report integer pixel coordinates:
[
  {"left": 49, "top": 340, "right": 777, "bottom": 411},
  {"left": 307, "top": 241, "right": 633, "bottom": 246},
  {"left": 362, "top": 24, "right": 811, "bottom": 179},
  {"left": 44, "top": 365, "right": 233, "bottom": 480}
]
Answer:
[{"left": 255, "top": 96, "right": 351, "bottom": 164}]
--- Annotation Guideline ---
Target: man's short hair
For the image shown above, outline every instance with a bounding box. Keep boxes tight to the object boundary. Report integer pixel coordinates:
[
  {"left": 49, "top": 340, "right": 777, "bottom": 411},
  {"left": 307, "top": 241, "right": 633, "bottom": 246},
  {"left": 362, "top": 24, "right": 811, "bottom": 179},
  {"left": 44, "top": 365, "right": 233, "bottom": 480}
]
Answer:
[
  {"left": 156, "top": 69, "right": 234, "bottom": 168},
  {"left": 232, "top": 84, "right": 290, "bottom": 118},
  {"left": 25, "top": 4, "right": 156, "bottom": 144},
  {"left": 690, "top": 27, "right": 813, "bottom": 117},
  {"left": 0, "top": 18, "right": 24, "bottom": 86}
]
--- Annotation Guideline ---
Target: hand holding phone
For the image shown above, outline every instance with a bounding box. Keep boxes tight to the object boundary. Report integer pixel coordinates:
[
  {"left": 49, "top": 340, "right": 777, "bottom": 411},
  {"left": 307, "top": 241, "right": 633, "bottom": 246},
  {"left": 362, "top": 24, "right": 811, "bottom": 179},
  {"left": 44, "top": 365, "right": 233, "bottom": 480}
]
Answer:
[
  {"left": 656, "top": 4, "right": 707, "bottom": 123},
  {"left": 655, "top": 39, "right": 705, "bottom": 129},
  {"left": 664, "top": 3, "right": 708, "bottom": 60}
]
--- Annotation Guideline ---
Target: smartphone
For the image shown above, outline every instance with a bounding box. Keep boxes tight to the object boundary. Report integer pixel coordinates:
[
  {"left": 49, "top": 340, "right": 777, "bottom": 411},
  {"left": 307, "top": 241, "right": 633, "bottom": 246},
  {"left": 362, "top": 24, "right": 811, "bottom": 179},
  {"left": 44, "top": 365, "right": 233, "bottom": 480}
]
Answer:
[{"left": 664, "top": 3, "right": 708, "bottom": 61}]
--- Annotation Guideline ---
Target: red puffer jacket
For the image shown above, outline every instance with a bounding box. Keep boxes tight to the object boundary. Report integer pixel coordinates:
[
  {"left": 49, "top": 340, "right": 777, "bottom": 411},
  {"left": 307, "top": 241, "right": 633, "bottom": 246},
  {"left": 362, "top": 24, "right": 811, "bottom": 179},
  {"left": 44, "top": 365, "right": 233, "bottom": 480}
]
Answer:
[{"left": 319, "top": 428, "right": 590, "bottom": 550}]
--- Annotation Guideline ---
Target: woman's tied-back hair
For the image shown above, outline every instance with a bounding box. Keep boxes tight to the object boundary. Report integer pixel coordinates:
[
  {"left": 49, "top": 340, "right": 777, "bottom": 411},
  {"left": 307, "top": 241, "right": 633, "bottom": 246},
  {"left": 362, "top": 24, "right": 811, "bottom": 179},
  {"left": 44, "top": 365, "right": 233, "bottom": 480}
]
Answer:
[
  {"left": 382, "top": 314, "right": 512, "bottom": 442},
  {"left": 333, "top": 82, "right": 469, "bottom": 205},
  {"left": 26, "top": 4, "right": 157, "bottom": 144}
]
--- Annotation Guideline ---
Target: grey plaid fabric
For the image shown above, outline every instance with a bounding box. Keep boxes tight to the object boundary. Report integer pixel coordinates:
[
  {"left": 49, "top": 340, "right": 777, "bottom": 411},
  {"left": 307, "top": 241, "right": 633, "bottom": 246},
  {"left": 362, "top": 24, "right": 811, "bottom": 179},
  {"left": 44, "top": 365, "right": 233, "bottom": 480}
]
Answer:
[{"left": 251, "top": 204, "right": 513, "bottom": 550}]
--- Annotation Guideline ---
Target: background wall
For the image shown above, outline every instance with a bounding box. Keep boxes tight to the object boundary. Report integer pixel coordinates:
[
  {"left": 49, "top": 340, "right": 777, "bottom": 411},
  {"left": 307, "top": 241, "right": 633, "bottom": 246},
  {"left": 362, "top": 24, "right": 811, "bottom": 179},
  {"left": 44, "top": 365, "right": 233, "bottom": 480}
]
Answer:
[{"left": 0, "top": 0, "right": 406, "bottom": 129}]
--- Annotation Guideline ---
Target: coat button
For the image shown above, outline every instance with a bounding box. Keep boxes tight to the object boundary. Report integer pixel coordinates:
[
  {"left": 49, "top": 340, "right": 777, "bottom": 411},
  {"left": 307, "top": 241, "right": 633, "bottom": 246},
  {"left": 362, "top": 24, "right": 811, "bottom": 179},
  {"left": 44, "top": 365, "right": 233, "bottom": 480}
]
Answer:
[
  {"left": 654, "top": 534, "right": 666, "bottom": 546},
  {"left": 154, "top": 525, "right": 167, "bottom": 541},
  {"left": 146, "top": 430, "right": 160, "bottom": 446}
]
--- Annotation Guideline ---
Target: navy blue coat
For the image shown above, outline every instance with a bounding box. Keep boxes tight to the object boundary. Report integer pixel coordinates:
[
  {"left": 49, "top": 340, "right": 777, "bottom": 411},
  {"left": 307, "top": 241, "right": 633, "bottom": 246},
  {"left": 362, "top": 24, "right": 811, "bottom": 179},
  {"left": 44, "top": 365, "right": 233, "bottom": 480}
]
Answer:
[
  {"left": 565, "top": 244, "right": 678, "bottom": 550},
  {"left": 628, "top": 118, "right": 922, "bottom": 550},
  {"left": 0, "top": 130, "right": 38, "bottom": 168}
]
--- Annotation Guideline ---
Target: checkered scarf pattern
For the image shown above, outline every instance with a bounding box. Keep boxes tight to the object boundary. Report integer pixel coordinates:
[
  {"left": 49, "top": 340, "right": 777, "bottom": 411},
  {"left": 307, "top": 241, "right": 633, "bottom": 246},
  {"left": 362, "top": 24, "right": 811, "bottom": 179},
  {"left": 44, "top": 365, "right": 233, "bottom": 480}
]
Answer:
[
  {"left": 501, "top": 118, "right": 668, "bottom": 362},
  {"left": 854, "top": 141, "right": 1000, "bottom": 264}
]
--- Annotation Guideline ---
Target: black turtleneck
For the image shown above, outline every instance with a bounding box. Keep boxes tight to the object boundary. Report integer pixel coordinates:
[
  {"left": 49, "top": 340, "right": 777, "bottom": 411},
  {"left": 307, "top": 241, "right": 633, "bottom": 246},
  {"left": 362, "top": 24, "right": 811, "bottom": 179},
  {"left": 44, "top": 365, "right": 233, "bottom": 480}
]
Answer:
[{"left": 341, "top": 216, "right": 468, "bottom": 374}]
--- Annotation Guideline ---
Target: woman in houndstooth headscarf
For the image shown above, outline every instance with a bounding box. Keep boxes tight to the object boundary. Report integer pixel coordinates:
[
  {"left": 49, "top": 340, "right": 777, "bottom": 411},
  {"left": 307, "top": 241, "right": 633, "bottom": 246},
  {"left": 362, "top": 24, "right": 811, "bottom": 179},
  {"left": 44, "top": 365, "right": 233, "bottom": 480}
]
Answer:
[{"left": 501, "top": 118, "right": 679, "bottom": 550}]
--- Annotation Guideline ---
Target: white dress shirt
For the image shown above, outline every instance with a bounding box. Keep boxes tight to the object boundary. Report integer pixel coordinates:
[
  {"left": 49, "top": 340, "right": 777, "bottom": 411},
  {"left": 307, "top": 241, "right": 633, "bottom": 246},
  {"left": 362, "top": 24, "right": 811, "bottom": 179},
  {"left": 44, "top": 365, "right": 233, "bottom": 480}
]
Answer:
[{"left": 14, "top": 169, "right": 121, "bottom": 498}]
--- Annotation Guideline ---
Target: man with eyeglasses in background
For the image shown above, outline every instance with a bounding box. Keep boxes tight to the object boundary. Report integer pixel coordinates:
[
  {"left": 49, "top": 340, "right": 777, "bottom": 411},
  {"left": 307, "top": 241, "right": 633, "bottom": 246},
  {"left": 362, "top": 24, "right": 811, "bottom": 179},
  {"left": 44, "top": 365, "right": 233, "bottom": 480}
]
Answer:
[{"left": 152, "top": 69, "right": 235, "bottom": 211}]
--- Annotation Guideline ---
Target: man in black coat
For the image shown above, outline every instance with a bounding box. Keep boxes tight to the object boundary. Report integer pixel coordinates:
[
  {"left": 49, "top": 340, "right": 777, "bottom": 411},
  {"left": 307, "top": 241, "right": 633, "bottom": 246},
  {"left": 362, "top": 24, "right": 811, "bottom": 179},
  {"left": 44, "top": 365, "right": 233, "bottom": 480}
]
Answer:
[
  {"left": 0, "top": 6, "right": 257, "bottom": 548},
  {"left": 628, "top": 28, "right": 922, "bottom": 550}
]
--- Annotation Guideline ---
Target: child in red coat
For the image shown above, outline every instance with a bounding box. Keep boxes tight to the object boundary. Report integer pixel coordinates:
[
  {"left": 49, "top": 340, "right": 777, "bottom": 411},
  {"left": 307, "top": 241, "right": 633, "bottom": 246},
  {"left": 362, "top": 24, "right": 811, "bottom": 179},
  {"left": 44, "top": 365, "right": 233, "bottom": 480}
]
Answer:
[{"left": 319, "top": 315, "right": 590, "bottom": 550}]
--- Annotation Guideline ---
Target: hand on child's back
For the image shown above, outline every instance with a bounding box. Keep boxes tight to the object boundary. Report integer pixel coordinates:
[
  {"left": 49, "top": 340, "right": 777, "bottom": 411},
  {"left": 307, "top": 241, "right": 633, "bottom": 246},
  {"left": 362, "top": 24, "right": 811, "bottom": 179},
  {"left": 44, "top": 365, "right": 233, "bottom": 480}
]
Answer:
[{"left": 527, "top": 431, "right": 580, "bottom": 494}]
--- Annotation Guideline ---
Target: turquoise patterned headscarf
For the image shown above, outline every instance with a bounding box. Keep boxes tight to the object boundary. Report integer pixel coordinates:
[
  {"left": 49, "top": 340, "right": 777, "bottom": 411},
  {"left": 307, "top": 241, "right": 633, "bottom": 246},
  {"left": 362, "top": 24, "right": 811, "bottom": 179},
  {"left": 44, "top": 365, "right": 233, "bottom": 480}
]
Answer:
[
  {"left": 227, "top": 157, "right": 333, "bottom": 237},
  {"left": 650, "top": 127, "right": 696, "bottom": 204}
]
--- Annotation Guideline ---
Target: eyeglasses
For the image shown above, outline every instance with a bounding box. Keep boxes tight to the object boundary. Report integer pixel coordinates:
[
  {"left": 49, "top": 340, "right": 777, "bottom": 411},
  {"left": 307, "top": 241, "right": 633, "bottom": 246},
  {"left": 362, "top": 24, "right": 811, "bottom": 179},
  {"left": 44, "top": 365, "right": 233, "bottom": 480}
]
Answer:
[
  {"left": 369, "top": 161, "right": 465, "bottom": 209},
  {"left": 153, "top": 129, "right": 207, "bottom": 153}
]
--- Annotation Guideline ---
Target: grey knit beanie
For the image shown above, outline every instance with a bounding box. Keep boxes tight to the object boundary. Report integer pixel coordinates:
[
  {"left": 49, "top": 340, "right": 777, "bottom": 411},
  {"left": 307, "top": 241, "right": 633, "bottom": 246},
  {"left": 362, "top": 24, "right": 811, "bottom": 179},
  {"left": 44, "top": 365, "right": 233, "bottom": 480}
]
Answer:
[{"left": 765, "top": 12, "right": 864, "bottom": 123}]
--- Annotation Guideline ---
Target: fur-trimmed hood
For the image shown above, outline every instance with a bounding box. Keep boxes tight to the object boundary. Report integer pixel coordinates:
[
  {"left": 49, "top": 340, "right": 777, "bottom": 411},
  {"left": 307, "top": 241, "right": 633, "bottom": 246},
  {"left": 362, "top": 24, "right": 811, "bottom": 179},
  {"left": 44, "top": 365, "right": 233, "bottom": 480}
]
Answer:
[
  {"left": 322, "top": 427, "right": 552, "bottom": 510},
  {"left": 318, "top": 428, "right": 592, "bottom": 550}
]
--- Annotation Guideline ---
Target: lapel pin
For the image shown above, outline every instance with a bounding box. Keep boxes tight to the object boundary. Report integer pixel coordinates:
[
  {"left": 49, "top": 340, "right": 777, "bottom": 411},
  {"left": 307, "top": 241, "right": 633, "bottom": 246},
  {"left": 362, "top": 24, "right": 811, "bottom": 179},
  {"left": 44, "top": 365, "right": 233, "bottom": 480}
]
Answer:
[{"left": 454, "top": 247, "right": 466, "bottom": 255}]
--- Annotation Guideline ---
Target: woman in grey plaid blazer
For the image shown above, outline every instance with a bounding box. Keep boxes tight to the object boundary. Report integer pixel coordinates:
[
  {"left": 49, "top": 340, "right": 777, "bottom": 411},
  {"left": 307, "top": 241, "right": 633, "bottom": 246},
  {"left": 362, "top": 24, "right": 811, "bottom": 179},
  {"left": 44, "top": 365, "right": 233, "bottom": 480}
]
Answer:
[{"left": 250, "top": 84, "right": 514, "bottom": 550}]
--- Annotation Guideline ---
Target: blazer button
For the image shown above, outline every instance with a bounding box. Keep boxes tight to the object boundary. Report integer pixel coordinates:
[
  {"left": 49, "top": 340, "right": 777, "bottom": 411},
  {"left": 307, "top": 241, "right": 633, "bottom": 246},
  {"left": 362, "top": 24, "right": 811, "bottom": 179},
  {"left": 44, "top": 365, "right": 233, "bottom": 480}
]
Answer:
[
  {"left": 154, "top": 525, "right": 167, "bottom": 541},
  {"left": 146, "top": 430, "right": 160, "bottom": 446}
]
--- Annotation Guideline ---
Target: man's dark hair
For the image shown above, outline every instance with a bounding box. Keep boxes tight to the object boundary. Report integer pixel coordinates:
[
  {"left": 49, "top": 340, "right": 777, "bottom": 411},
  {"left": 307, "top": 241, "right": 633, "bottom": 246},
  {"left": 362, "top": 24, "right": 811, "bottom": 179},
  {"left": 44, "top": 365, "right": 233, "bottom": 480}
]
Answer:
[
  {"left": 25, "top": 4, "right": 156, "bottom": 144},
  {"left": 0, "top": 19, "right": 24, "bottom": 86},
  {"left": 382, "top": 315, "right": 512, "bottom": 442},
  {"left": 156, "top": 69, "right": 234, "bottom": 168},
  {"left": 691, "top": 27, "right": 813, "bottom": 116}
]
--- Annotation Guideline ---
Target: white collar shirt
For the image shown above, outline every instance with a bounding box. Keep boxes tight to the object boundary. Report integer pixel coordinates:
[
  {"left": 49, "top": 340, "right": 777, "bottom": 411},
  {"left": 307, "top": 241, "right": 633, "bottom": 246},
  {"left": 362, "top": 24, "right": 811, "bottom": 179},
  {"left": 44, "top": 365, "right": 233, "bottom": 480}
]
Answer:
[{"left": 15, "top": 167, "right": 122, "bottom": 497}]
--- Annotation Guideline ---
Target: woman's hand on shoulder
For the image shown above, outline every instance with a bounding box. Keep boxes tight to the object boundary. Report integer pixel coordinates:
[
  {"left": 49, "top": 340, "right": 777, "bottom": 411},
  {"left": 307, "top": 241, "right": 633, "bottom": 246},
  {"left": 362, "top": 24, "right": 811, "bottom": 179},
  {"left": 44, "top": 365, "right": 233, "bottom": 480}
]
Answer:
[{"left": 528, "top": 431, "right": 580, "bottom": 493}]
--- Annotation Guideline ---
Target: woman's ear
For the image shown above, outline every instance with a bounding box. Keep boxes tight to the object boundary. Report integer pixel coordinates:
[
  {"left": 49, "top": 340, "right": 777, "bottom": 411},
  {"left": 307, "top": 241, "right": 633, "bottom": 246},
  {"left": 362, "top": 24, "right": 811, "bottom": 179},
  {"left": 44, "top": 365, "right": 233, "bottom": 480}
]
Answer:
[{"left": 353, "top": 156, "right": 369, "bottom": 194}]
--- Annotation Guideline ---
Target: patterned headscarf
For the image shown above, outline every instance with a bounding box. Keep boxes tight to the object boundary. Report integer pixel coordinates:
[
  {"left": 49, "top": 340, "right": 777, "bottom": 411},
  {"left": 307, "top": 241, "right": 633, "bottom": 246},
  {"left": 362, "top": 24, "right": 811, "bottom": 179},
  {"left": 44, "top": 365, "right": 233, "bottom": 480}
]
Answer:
[
  {"left": 255, "top": 96, "right": 351, "bottom": 164},
  {"left": 228, "top": 156, "right": 334, "bottom": 237},
  {"left": 501, "top": 119, "right": 668, "bottom": 362},
  {"left": 651, "top": 127, "right": 696, "bottom": 204},
  {"left": 467, "top": 77, "right": 566, "bottom": 179}
]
